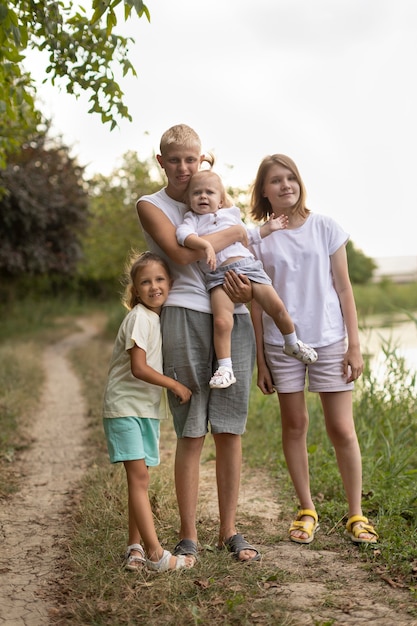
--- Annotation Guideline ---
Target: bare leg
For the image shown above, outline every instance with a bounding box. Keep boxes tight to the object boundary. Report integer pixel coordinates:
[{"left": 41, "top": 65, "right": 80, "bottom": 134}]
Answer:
[
  {"left": 125, "top": 460, "right": 194, "bottom": 567},
  {"left": 214, "top": 432, "right": 257, "bottom": 561},
  {"left": 128, "top": 493, "right": 142, "bottom": 545},
  {"left": 320, "top": 391, "right": 374, "bottom": 541},
  {"left": 125, "top": 492, "right": 144, "bottom": 567},
  {"left": 210, "top": 286, "right": 235, "bottom": 360},
  {"left": 278, "top": 392, "right": 316, "bottom": 540},
  {"left": 125, "top": 460, "right": 160, "bottom": 557},
  {"left": 252, "top": 283, "right": 295, "bottom": 336},
  {"left": 174, "top": 436, "right": 205, "bottom": 542}
]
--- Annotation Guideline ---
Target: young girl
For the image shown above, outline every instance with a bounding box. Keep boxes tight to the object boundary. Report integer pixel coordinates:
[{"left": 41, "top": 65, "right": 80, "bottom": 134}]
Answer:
[
  {"left": 247, "top": 154, "right": 378, "bottom": 545},
  {"left": 176, "top": 169, "right": 318, "bottom": 389},
  {"left": 102, "top": 251, "right": 195, "bottom": 572}
]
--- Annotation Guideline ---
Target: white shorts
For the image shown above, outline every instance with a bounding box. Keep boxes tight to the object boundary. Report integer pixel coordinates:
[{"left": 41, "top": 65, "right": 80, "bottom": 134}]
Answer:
[{"left": 264, "top": 338, "right": 355, "bottom": 393}]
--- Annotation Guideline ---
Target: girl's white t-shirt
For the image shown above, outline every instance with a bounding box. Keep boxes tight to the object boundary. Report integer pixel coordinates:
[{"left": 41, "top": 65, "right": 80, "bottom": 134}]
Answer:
[
  {"left": 103, "top": 303, "right": 169, "bottom": 420},
  {"left": 138, "top": 189, "right": 248, "bottom": 315},
  {"left": 250, "top": 213, "right": 349, "bottom": 348}
]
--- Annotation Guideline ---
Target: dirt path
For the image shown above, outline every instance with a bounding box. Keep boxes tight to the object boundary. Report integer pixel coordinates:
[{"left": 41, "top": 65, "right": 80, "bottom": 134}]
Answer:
[
  {"left": 197, "top": 461, "right": 416, "bottom": 626},
  {"left": 0, "top": 319, "right": 98, "bottom": 626},
  {"left": 0, "top": 317, "right": 415, "bottom": 625}
]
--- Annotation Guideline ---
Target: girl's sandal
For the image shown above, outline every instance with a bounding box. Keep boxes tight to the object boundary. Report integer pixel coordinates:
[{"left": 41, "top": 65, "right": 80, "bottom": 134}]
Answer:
[
  {"left": 124, "top": 543, "right": 146, "bottom": 571},
  {"left": 289, "top": 508, "right": 319, "bottom": 544},
  {"left": 146, "top": 549, "right": 194, "bottom": 572},
  {"left": 346, "top": 515, "right": 379, "bottom": 544}
]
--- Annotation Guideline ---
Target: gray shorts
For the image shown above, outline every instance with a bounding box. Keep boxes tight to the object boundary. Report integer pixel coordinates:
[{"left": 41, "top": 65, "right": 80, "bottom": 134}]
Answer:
[
  {"left": 161, "top": 307, "right": 255, "bottom": 437},
  {"left": 205, "top": 257, "right": 271, "bottom": 292},
  {"left": 265, "top": 338, "right": 355, "bottom": 393}
]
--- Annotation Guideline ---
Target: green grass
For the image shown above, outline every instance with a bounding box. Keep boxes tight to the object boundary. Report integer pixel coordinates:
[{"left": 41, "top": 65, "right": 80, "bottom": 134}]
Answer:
[
  {"left": 58, "top": 329, "right": 417, "bottom": 624},
  {"left": 1, "top": 291, "right": 417, "bottom": 623},
  {"left": 0, "top": 342, "right": 45, "bottom": 495},
  {"left": 57, "top": 338, "right": 299, "bottom": 625},
  {"left": 353, "top": 280, "right": 417, "bottom": 318},
  {"left": 0, "top": 295, "right": 116, "bottom": 495}
]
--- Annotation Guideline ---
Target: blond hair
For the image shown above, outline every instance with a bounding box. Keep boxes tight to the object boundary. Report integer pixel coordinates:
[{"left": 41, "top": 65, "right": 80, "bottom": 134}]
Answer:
[
  {"left": 186, "top": 169, "right": 235, "bottom": 209},
  {"left": 122, "top": 251, "right": 171, "bottom": 311},
  {"left": 186, "top": 169, "right": 225, "bottom": 202},
  {"left": 160, "top": 124, "right": 201, "bottom": 155},
  {"left": 250, "top": 154, "right": 309, "bottom": 221},
  {"left": 159, "top": 124, "right": 214, "bottom": 168}
]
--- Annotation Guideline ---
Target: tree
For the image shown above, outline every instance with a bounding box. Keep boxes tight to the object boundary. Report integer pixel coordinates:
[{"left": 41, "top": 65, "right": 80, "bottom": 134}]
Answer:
[
  {"left": 0, "top": 131, "right": 89, "bottom": 276},
  {"left": 77, "top": 151, "right": 162, "bottom": 289},
  {"left": 0, "top": 0, "right": 150, "bottom": 168},
  {"left": 346, "top": 240, "right": 376, "bottom": 284}
]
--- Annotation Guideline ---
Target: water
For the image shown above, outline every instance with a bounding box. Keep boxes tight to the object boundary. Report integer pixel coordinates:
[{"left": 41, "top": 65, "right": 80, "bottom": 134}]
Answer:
[{"left": 359, "top": 317, "right": 417, "bottom": 390}]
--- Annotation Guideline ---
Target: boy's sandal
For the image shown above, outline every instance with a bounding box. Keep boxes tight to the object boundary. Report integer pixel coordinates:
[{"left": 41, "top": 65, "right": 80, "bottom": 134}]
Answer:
[
  {"left": 124, "top": 543, "right": 146, "bottom": 571},
  {"left": 289, "top": 508, "right": 319, "bottom": 544},
  {"left": 146, "top": 549, "right": 194, "bottom": 572},
  {"left": 222, "top": 533, "right": 261, "bottom": 563},
  {"left": 173, "top": 538, "right": 199, "bottom": 560},
  {"left": 346, "top": 515, "right": 379, "bottom": 544}
]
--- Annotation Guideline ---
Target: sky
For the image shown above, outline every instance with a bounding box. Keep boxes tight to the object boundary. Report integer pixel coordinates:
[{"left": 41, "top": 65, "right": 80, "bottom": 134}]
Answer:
[{"left": 26, "top": 0, "right": 417, "bottom": 259}]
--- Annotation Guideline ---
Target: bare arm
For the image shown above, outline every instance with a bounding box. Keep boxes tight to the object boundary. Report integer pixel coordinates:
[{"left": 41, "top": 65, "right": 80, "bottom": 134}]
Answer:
[
  {"left": 202, "top": 224, "right": 248, "bottom": 253},
  {"left": 137, "top": 199, "right": 201, "bottom": 265},
  {"left": 130, "top": 345, "right": 192, "bottom": 404},
  {"left": 137, "top": 199, "right": 247, "bottom": 265},
  {"left": 183, "top": 234, "right": 217, "bottom": 270},
  {"left": 331, "top": 244, "right": 364, "bottom": 383},
  {"left": 251, "top": 300, "right": 275, "bottom": 394}
]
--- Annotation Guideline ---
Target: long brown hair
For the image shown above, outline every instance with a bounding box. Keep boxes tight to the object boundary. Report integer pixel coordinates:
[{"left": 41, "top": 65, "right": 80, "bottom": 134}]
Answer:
[{"left": 250, "top": 154, "right": 310, "bottom": 221}]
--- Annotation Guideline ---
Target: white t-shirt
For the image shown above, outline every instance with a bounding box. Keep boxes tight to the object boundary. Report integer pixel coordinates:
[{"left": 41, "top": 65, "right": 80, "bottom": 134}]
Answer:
[
  {"left": 103, "top": 303, "right": 169, "bottom": 420},
  {"left": 176, "top": 205, "right": 261, "bottom": 271},
  {"left": 138, "top": 189, "right": 248, "bottom": 314},
  {"left": 250, "top": 213, "right": 349, "bottom": 348}
]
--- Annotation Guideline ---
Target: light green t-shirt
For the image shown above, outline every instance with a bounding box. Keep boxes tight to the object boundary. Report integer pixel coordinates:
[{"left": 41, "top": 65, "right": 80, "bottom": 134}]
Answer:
[{"left": 103, "top": 303, "right": 169, "bottom": 420}]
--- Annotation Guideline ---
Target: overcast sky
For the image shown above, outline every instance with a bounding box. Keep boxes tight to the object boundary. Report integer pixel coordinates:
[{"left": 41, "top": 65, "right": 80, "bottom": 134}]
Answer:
[{"left": 27, "top": 0, "right": 417, "bottom": 259}]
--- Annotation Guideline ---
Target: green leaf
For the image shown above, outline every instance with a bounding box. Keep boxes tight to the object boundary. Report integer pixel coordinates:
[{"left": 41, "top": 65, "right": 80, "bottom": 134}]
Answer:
[{"left": 3, "top": 47, "right": 25, "bottom": 62}]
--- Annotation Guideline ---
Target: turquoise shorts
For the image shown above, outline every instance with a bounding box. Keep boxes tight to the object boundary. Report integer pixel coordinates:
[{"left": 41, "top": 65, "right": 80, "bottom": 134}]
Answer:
[{"left": 103, "top": 416, "right": 160, "bottom": 466}]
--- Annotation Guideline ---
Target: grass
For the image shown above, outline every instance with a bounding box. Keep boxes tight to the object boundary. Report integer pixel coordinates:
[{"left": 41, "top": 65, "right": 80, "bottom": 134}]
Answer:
[
  {"left": 60, "top": 335, "right": 301, "bottom": 625},
  {"left": 0, "top": 342, "right": 45, "bottom": 495},
  {"left": 353, "top": 280, "right": 417, "bottom": 318},
  {"left": 0, "top": 294, "right": 115, "bottom": 496},
  {"left": 60, "top": 312, "right": 417, "bottom": 623},
  {"left": 1, "top": 288, "right": 417, "bottom": 623}
]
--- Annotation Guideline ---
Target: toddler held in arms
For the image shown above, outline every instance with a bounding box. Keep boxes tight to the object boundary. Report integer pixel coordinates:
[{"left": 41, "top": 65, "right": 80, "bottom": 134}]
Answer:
[{"left": 176, "top": 170, "right": 317, "bottom": 389}]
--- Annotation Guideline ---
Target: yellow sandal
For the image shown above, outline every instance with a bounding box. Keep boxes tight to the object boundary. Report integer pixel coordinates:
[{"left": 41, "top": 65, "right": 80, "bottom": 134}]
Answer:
[
  {"left": 289, "top": 508, "right": 319, "bottom": 544},
  {"left": 346, "top": 515, "right": 378, "bottom": 544}
]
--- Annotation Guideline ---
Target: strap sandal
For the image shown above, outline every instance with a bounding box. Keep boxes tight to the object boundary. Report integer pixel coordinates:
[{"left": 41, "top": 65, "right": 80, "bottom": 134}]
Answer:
[
  {"left": 222, "top": 533, "right": 261, "bottom": 563},
  {"left": 146, "top": 549, "right": 194, "bottom": 572},
  {"left": 346, "top": 515, "right": 379, "bottom": 544},
  {"left": 289, "top": 508, "right": 319, "bottom": 544},
  {"left": 124, "top": 543, "right": 146, "bottom": 571},
  {"left": 173, "top": 538, "right": 198, "bottom": 559}
]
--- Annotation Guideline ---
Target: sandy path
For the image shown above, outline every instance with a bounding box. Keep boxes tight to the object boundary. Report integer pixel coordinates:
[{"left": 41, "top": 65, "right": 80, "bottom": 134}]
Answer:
[{"left": 0, "top": 319, "right": 97, "bottom": 626}]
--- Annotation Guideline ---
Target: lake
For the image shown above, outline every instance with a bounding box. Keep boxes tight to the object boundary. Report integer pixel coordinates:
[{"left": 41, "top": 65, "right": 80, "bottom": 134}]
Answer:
[{"left": 359, "top": 316, "right": 417, "bottom": 390}]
